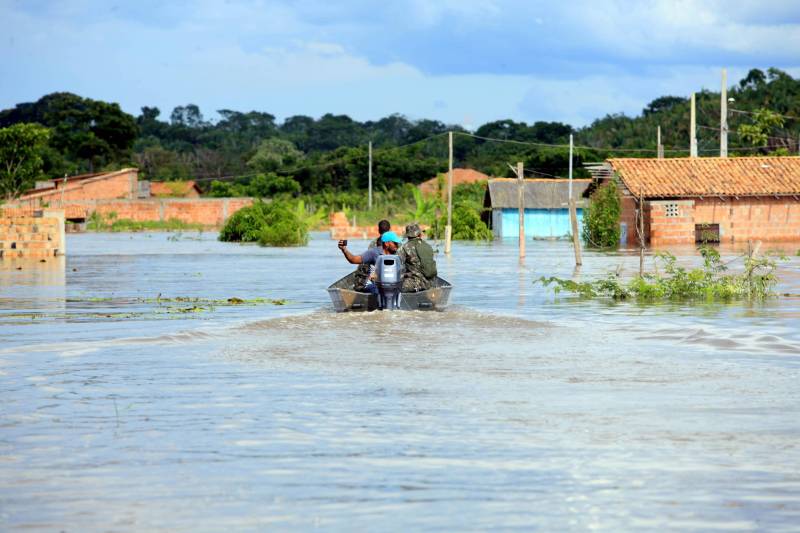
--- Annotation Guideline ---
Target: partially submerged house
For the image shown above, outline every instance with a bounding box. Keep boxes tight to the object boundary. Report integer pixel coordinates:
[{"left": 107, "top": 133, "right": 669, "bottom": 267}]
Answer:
[
  {"left": 591, "top": 157, "right": 800, "bottom": 246},
  {"left": 484, "top": 178, "right": 591, "bottom": 239}
]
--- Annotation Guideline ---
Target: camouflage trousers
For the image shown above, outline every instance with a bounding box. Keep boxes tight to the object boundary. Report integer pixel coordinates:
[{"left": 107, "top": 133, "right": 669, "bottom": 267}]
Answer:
[{"left": 401, "top": 274, "right": 432, "bottom": 293}]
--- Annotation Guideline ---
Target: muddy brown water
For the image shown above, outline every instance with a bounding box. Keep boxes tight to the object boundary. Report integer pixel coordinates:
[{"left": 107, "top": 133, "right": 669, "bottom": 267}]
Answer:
[{"left": 1, "top": 232, "right": 800, "bottom": 530}]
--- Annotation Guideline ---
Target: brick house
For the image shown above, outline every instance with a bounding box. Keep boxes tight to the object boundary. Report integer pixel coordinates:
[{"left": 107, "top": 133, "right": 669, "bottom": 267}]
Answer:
[{"left": 590, "top": 157, "right": 800, "bottom": 246}]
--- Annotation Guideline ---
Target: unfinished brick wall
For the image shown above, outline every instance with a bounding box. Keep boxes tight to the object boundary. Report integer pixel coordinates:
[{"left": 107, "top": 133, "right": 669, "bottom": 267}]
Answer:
[
  {"left": 644, "top": 197, "right": 800, "bottom": 246},
  {"left": 0, "top": 209, "right": 65, "bottom": 259},
  {"left": 693, "top": 197, "right": 800, "bottom": 243},
  {"left": 327, "top": 211, "right": 419, "bottom": 240},
  {"left": 55, "top": 198, "right": 256, "bottom": 227},
  {"left": 648, "top": 200, "right": 695, "bottom": 246},
  {"left": 18, "top": 169, "right": 137, "bottom": 207}
]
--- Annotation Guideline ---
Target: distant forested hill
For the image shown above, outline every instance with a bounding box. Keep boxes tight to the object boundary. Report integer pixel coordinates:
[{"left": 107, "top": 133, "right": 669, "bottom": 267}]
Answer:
[{"left": 1, "top": 68, "right": 797, "bottom": 192}]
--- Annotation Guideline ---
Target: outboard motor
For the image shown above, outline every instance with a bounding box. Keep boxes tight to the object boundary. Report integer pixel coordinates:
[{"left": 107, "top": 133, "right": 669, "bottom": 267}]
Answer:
[{"left": 375, "top": 255, "right": 402, "bottom": 310}]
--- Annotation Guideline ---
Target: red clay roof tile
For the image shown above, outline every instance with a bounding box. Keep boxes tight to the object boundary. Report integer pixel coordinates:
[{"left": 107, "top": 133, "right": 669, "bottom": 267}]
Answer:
[{"left": 609, "top": 157, "right": 800, "bottom": 198}]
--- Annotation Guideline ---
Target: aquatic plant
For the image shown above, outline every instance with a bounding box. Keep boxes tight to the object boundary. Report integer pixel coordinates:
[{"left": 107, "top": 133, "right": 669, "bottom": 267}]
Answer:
[
  {"left": 539, "top": 247, "right": 781, "bottom": 301},
  {"left": 582, "top": 180, "right": 621, "bottom": 248}
]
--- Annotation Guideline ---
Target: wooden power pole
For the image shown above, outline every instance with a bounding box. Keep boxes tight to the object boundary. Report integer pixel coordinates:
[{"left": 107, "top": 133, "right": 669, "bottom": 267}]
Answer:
[
  {"left": 517, "top": 161, "right": 525, "bottom": 259},
  {"left": 690, "top": 92, "right": 698, "bottom": 158},
  {"left": 368, "top": 141, "right": 373, "bottom": 209},
  {"left": 445, "top": 131, "right": 453, "bottom": 254},
  {"left": 568, "top": 134, "right": 582, "bottom": 266},
  {"left": 721, "top": 68, "right": 728, "bottom": 157}
]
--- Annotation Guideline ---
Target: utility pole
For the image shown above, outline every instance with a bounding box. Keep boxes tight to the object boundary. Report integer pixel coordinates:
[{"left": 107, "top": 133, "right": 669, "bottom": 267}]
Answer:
[
  {"left": 368, "top": 141, "right": 373, "bottom": 209},
  {"left": 690, "top": 92, "right": 698, "bottom": 158},
  {"left": 657, "top": 126, "right": 664, "bottom": 159},
  {"left": 721, "top": 68, "right": 728, "bottom": 157},
  {"left": 517, "top": 161, "right": 525, "bottom": 259},
  {"left": 568, "top": 134, "right": 582, "bottom": 266},
  {"left": 445, "top": 131, "right": 453, "bottom": 254}
]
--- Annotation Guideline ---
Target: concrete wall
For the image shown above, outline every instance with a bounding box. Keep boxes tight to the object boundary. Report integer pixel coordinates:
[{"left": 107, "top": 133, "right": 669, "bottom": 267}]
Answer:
[{"left": 0, "top": 209, "right": 65, "bottom": 259}]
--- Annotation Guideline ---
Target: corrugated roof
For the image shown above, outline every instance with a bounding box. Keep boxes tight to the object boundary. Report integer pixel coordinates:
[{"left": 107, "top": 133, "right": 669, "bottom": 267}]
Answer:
[
  {"left": 487, "top": 178, "right": 591, "bottom": 209},
  {"left": 609, "top": 157, "right": 800, "bottom": 198}
]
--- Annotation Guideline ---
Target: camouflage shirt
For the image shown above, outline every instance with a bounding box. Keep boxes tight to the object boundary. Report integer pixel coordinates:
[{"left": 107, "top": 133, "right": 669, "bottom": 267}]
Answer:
[
  {"left": 398, "top": 237, "right": 437, "bottom": 292},
  {"left": 353, "top": 236, "right": 382, "bottom": 291}
]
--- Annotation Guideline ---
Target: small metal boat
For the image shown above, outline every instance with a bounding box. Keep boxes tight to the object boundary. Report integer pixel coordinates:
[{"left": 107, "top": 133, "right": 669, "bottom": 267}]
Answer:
[{"left": 327, "top": 272, "right": 453, "bottom": 312}]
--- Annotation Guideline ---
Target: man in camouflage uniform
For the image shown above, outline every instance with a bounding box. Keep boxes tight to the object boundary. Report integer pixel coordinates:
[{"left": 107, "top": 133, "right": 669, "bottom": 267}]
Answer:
[
  {"left": 353, "top": 219, "right": 391, "bottom": 292},
  {"left": 398, "top": 222, "right": 437, "bottom": 292}
]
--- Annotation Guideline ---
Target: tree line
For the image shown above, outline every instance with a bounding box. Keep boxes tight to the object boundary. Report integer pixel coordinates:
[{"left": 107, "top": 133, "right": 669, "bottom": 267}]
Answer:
[{"left": 1, "top": 67, "right": 798, "bottom": 199}]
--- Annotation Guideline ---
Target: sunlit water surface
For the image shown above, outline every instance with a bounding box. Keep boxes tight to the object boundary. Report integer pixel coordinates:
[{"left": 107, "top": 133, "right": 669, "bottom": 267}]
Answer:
[{"left": 2, "top": 232, "right": 800, "bottom": 531}]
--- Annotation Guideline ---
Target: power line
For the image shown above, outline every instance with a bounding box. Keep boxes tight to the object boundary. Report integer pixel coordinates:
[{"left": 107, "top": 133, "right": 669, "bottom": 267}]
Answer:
[
  {"left": 730, "top": 108, "right": 800, "bottom": 121},
  {"left": 697, "top": 124, "right": 798, "bottom": 144},
  {"left": 455, "top": 131, "right": 692, "bottom": 154}
]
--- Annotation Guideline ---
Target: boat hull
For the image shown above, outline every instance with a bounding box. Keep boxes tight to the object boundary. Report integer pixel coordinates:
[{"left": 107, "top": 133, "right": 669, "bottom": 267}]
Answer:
[{"left": 327, "top": 272, "right": 452, "bottom": 312}]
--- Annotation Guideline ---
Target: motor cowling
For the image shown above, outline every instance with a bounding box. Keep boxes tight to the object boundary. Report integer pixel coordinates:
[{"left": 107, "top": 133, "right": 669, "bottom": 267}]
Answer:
[{"left": 375, "top": 255, "right": 402, "bottom": 310}]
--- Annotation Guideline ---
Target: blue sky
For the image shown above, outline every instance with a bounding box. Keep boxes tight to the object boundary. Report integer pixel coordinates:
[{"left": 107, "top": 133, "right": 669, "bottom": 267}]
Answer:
[{"left": 2, "top": 0, "right": 799, "bottom": 128}]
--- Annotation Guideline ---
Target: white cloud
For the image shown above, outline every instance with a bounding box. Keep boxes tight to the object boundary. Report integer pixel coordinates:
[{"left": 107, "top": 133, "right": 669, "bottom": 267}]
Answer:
[{"left": 1, "top": 0, "right": 798, "bottom": 130}]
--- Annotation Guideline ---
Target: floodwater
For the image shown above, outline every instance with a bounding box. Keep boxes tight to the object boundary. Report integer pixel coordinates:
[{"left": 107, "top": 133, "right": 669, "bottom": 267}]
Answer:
[{"left": 2, "top": 231, "right": 800, "bottom": 531}]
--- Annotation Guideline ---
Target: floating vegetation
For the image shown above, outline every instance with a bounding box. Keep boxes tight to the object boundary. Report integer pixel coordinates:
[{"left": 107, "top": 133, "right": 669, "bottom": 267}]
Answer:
[
  {"left": 539, "top": 247, "right": 782, "bottom": 302},
  {"left": 0, "top": 295, "right": 288, "bottom": 324}
]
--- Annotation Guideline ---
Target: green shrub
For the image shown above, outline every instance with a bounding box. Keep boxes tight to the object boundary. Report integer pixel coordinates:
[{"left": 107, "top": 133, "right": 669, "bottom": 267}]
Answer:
[
  {"left": 539, "top": 246, "right": 780, "bottom": 301},
  {"left": 451, "top": 204, "right": 493, "bottom": 240},
  {"left": 219, "top": 200, "right": 308, "bottom": 246},
  {"left": 429, "top": 202, "right": 492, "bottom": 241},
  {"left": 208, "top": 180, "right": 247, "bottom": 197},
  {"left": 582, "top": 180, "right": 621, "bottom": 247}
]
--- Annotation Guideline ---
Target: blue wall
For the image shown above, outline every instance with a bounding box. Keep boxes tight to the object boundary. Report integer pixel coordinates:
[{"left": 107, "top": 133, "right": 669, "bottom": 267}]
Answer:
[{"left": 493, "top": 208, "right": 583, "bottom": 239}]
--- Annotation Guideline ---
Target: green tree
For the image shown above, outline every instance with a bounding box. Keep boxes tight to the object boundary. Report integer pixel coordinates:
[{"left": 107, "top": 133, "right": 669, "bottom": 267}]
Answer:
[
  {"left": 248, "top": 138, "right": 304, "bottom": 172},
  {"left": 247, "top": 173, "right": 301, "bottom": 197},
  {"left": 737, "top": 108, "right": 785, "bottom": 148},
  {"left": 582, "top": 180, "right": 621, "bottom": 248},
  {"left": 0, "top": 123, "right": 51, "bottom": 201},
  {"left": 0, "top": 92, "right": 137, "bottom": 172}
]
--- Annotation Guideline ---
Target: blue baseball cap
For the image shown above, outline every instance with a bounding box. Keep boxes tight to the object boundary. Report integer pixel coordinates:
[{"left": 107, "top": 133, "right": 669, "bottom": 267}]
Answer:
[{"left": 381, "top": 231, "right": 402, "bottom": 244}]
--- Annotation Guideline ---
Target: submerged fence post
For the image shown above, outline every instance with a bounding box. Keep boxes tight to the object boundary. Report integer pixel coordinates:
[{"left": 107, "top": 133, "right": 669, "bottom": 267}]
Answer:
[{"left": 568, "top": 135, "right": 582, "bottom": 266}]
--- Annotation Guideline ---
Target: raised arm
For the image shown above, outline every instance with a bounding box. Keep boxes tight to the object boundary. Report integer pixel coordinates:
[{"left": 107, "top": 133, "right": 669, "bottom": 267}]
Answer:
[{"left": 338, "top": 240, "right": 363, "bottom": 264}]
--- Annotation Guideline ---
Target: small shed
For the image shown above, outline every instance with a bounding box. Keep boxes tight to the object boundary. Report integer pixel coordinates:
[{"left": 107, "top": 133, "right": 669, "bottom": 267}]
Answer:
[{"left": 484, "top": 178, "right": 592, "bottom": 239}]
